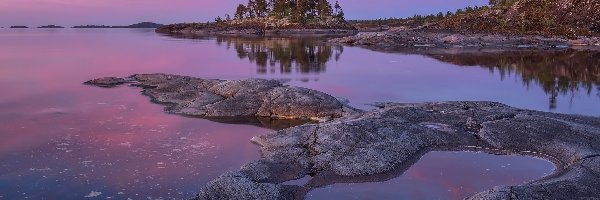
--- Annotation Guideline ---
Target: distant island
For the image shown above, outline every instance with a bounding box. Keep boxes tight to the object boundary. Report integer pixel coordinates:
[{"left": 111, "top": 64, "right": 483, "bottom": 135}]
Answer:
[
  {"left": 38, "top": 25, "right": 64, "bottom": 28},
  {"left": 10, "top": 26, "right": 29, "bottom": 28},
  {"left": 156, "top": 0, "right": 357, "bottom": 35},
  {"left": 73, "top": 22, "right": 163, "bottom": 28}
]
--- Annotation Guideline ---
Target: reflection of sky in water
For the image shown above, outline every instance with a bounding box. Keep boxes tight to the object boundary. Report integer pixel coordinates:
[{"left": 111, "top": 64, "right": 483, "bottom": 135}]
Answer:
[
  {"left": 0, "top": 86, "right": 267, "bottom": 199},
  {"left": 307, "top": 151, "right": 555, "bottom": 200},
  {"left": 0, "top": 29, "right": 591, "bottom": 199}
]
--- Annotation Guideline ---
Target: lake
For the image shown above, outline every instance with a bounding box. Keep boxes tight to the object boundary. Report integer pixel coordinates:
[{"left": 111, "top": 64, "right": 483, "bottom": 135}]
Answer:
[{"left": 0, "top": 28, "right": 595, "bottom": 199}]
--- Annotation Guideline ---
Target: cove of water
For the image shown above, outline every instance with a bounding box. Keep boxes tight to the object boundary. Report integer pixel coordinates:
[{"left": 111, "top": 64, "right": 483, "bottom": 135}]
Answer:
[{"left": 0, "top": 29, "right": 596, "bottom": 199}]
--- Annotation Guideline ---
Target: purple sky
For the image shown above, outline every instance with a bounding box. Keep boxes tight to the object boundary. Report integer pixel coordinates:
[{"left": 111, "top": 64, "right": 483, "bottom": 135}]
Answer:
[{"left": 0, "top": 0, "right": 487, "bottom": 27}]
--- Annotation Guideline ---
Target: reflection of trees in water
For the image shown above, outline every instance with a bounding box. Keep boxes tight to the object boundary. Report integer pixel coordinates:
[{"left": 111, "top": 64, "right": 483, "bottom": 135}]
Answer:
[
  {"left": 430, "top": 50, "right": 600, "bottom": 110},
  {"left": 215, "top": 37, "right": 343, "bottom": 74}
]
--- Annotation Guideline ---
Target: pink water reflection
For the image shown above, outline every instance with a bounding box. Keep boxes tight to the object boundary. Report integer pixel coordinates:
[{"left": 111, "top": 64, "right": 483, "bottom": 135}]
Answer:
[
  {"left": 0, "top": 29, "right": 274, "bottom": 198},
  {"left": 306, "top": 151, "right": 555, "bottom": 199},
  {"left": 0, "top": 28, "right": 591, "bottom": 199},
  {"left": 0, "top": 84, "right": 268, "bottom": 199}
]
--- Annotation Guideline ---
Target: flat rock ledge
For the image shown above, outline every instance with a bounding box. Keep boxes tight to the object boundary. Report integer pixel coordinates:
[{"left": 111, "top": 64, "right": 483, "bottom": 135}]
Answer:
[
  {"left": 330, "top": 30, "right": 600, "bottom": 53},
  {"left": 84, "top": 74, "right": 357, "bottom": 122},
  {"left": 85, "top": 74, "right": 600, "bottom": 199}
]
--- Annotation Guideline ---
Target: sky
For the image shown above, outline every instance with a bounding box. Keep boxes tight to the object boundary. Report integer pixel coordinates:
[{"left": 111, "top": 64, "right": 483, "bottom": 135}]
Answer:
[{"left": 0, "top": 0, "right": 488, "bottom": 27}]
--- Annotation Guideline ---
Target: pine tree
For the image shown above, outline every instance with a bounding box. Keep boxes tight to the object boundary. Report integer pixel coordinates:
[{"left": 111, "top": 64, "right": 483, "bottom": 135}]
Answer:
[
  {"left": 465, "top": 6, "right": 474, "bottom": 13},
  {"left": 333, "top": 1, "right": 344, "bottom": 19},
  {"left": 247, "top": 0, "right": 257, "bottom": 18},
  {"left": 294, "top": 0, "right": 309, "bottom": 22},
  {"left": 307, "top": 0, "right": 318, "bottom": 17},
  {"left": 235, "top": 4, "right": 247, "bottom": 19},
  {"left": 255, "top": 0, "right": 268, "bottom": 17},
  {"left": 271, "top": 0, "right": 287, "bottom": 17},
  {"left": 215, "top": 16, "right": 223, "bottom": 23},
  {"left": 436, "top": 12, "right": 444, "bottom": 20},
  {"left": 316, "top": 0, "right": 332, "bottom": 17}
]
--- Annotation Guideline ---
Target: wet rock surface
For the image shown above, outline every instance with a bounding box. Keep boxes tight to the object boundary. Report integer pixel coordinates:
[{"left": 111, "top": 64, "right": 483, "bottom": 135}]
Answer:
[
  {"left": 85, "top": 74, "right": 356, "bottom": 122},
  {"left": 330, "top": 30, "right": 600, "bottom": 53},
  {"left": 85, "top": 75, "right": 600, "bottom": 199}
]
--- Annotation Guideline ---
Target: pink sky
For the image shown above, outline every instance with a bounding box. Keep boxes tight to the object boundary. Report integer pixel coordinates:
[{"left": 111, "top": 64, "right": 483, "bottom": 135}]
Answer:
[{"left": 0, "top": 0, "right": 487, "bottom": 27}]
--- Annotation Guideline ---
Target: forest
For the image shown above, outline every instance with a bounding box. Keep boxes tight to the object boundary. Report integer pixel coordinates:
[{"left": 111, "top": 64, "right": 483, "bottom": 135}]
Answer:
[{"left": 216, "top": 0, "right": 345, "bottom": 23}]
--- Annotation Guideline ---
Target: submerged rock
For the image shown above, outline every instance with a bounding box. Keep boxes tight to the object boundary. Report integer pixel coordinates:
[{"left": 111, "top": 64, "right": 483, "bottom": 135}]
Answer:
[{"left": 85, "top": 74, "right": 600, "bottom": 199}]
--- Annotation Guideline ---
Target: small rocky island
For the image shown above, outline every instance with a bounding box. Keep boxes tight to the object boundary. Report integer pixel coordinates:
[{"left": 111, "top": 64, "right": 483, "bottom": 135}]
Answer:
[
  {"left": 85, "top": 74, "right": 600, "bottom": 200},
  {"left": 72, "top": 22, "right": 163, "bottom": 28},
  {"left": 38, "top": 25, "right": 64, "bottom": 28},
  {"left": 156, "top": 0, "right": 357, "bottom": 35}
]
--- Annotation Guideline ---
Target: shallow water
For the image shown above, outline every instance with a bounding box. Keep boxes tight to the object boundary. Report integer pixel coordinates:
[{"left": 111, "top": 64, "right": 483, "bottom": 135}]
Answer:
[
  {"left": 0, "top": 29, "right": 597, "bottom": 199},
  {"left": 305, "top": 151, "right": 555, "bottom": 200}
]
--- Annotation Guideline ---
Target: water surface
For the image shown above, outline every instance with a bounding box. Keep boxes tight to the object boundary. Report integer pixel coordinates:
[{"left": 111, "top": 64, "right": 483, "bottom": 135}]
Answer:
[
  {"left": 306, "top": 151, "right": 555, "bottom": 199},
  {"left": 0, "top": 29, "right": 597, "bottom": 199}
]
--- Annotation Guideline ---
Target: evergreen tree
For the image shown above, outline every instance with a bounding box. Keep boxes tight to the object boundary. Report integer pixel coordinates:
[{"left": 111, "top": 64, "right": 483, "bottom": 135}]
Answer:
[
  {"left": 247, "top": 0, "right": 257, "bottom": 18},
  {"left": 255, "top": 0, "right": 268, "bottom": 17},
  {"left": 333, "top": 1, "right": 344, "bottom": 19},
  {"left": 294, "top": 0, "right": 310, "bottom": 22},
  {"left": 307, "top": 0, "right": 318, "bottom": 17},
  {"left": 465, "top": 6, "right": 474, "bottom": 13},
  {"left": 436, "top": 12, "right": 444, "bottom": 20},
  {"left": 456, "top": 8, "right": 464, "bottom": 15},
  {"left": 316, "top": 0, "right": 332, "bottom": 17},
  {"left": 235, "top": 4, "right": 247, "bottom": 19},
  {"left": 271, "top": 0, "right": 288, "bottom": 17},
  {"left": 215, "top": 16, "right": 223, "bottom": 23}
]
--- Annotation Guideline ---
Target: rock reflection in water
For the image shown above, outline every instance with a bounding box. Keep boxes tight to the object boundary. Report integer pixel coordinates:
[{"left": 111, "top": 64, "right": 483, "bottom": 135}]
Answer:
[
  {"left": 215, "top": 36, "right": 343, "bottom": 74},
  {"left": 428, "top": 50, "right": 600, "bottom": 110}
]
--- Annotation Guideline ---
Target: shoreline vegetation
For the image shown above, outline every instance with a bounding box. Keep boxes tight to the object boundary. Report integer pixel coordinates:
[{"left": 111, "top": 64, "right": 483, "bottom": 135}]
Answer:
[
  {"left": 155, "top": 0, "right": 357, "bottom": 35},
  {"left": 155, "top": 0, "right": 600, "bottom": 52},
  {"left": 330, "top": 0, "right": 600, "bottom": 52}
]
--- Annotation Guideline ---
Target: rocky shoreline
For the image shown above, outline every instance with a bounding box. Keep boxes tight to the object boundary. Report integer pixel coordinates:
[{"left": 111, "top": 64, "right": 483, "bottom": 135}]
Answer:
[
  {"left": 329, "top": 29, "right": 600, "bottom": 53},
  {"left": 85, "top": 74, "right": 600, "bottom": 200},
  {"left": 156, "top": 17, "right": 358, "bottom": 36}
]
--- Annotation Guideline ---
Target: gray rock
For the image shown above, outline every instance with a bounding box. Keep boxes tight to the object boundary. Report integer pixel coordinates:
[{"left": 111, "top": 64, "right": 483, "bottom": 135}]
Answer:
[
  {"left": 83, "top": 77, "right": 134, "bottom": 88},
  {"left": 330, "top": 30, "right": 600, "bottom": 52},
  {"left": 201, "top": 101, "right": 600, "bottom": 200},
  {"left": 84, "top": 74, "right": 354, "bottom": 122},
  {"left": 84, "top": 75, "right": 600, "bottom": 199}
]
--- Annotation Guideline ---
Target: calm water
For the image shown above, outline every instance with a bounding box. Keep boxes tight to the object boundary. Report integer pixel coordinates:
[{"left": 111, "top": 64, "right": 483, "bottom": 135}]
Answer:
[
  {"left": 0, "top": 29, "right": 596, "bottom": 199},
  {"left": 306, "top": 151, "right": 554, "bottom": 199}
]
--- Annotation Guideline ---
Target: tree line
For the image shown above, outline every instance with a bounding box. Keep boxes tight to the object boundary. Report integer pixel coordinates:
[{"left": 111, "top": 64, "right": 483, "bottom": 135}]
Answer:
[
  {"left": 216, "top": 0, "right": 345, "bottom": 23},
  {"left": 350, "top": 5, "right": 489, "bottom": 26}
]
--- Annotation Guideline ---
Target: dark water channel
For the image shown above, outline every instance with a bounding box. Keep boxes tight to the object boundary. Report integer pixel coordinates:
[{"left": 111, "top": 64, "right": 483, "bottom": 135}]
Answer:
[{"left": 1, "top": 29, "right": 595, "bottom": 199}]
